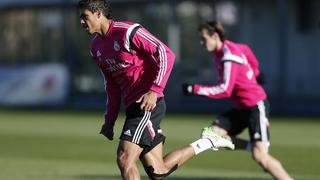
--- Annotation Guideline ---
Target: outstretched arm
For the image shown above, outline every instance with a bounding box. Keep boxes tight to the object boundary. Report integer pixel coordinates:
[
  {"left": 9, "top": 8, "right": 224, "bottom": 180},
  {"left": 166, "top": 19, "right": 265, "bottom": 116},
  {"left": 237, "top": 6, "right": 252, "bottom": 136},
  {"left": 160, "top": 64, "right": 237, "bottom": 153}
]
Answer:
[{"left": 193, "top": 61, "right": 238, "bottom": 99}]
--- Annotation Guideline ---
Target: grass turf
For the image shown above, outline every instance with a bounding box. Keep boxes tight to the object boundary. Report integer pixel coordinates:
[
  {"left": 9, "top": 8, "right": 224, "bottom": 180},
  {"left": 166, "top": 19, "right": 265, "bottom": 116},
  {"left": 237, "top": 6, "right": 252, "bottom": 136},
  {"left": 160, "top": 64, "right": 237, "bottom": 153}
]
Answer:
[{"left": 0, "top": 109, "right": 319, "bottom": 180}]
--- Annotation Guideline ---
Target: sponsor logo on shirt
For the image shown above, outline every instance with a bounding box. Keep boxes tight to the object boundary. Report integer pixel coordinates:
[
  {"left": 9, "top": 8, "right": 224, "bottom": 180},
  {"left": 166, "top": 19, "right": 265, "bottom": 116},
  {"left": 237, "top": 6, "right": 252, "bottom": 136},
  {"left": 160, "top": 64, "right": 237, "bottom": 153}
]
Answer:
[{"left": 104, "top": 58, "right": 131, "bottom": 72}]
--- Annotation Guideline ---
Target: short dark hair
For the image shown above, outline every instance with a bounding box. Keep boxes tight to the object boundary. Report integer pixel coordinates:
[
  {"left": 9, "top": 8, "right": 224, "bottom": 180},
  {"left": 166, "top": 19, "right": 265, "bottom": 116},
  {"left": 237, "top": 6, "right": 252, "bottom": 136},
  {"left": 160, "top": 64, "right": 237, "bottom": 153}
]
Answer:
[
  {"left": 78, "top": 0, "right": 112, "bottom": 19},
  {"left": 198, "top": 20, "right": 226, "bottom": 41}
]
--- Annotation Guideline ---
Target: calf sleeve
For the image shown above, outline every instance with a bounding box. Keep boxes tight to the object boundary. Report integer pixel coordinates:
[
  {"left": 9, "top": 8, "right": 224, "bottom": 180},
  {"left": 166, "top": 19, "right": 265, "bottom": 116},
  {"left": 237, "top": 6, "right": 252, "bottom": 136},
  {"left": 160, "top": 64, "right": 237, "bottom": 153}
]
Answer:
[{"left": 144, "top": 164, "right": 178, "bottom": 180}]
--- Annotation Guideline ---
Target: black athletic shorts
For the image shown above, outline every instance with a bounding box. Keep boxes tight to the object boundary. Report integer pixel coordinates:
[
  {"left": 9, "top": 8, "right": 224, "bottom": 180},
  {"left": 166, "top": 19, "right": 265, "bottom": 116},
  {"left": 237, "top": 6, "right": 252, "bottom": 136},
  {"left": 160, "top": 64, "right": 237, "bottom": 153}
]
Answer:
[
  {"left": 213, "top": 100, "right": 270, "bottom": 142},
  {"left": 120, "top": 97, "right": 166, "bottom": 156}
]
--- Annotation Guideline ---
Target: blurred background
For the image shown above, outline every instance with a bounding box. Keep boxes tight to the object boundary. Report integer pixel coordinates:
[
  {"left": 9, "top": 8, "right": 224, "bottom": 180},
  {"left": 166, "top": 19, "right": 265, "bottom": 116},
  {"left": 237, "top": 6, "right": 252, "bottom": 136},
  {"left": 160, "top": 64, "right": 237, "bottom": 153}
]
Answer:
[
  {"left": 1, "top": 1, "right": 320, "bottom": 180},
  {"left": 0, "top": 0, "right": 320, "bottom": 116}
]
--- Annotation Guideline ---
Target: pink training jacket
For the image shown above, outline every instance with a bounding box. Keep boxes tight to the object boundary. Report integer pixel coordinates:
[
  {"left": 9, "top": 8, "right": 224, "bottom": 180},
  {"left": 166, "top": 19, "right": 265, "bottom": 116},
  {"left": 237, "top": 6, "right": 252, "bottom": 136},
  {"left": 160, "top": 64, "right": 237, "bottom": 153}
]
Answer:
[
  {"left": 193, "top": 40, "right": 266, "bottom": 108},
  {"left": 90, "top": 20, "right": 175, "bottom": 125}
]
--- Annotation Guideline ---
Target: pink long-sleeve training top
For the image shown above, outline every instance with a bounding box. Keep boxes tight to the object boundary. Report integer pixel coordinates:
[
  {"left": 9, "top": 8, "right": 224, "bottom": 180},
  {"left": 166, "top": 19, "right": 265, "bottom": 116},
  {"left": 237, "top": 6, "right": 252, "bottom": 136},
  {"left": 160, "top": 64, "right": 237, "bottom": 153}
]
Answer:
[
  {"left": 193, "top": 40, "right": 266, "bottom": 109},
  {"left": 90, "top": 20, "right": 175, "bottom": 125}
]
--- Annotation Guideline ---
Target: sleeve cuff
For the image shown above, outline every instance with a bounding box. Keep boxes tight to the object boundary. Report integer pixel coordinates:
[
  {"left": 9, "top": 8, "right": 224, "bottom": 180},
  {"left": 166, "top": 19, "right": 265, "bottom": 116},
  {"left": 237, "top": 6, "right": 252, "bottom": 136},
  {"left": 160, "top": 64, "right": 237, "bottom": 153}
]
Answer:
[
  {"left": 193, "top": 84, "right": 200, "bottom": 95},
  {"left": 150, "top": 85, "right": 163, "bottom": 94}
]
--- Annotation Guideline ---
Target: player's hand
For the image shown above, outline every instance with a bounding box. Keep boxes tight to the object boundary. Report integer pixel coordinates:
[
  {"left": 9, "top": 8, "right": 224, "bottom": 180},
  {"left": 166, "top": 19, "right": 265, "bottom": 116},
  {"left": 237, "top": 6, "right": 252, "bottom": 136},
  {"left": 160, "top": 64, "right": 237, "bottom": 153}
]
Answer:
[
  {"left": 182, "top": 83, "right": 194, "bottom": 96},
  {"left": 137, "top": 91, "right": 157, "bottom": 112},
  {"left": 99, "top": 123, "right": 114, "bottom": 141},
  {"left": 256, "top": 72, "right": 266, "bottom": 85}
]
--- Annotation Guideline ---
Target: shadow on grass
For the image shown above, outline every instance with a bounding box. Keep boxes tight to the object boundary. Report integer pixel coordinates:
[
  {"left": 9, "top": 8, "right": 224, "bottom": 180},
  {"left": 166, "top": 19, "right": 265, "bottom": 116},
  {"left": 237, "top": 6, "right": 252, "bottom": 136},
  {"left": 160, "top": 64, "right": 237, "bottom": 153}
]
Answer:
[{"left": 73, "top": 175, "right": 271, "bottom": 180}]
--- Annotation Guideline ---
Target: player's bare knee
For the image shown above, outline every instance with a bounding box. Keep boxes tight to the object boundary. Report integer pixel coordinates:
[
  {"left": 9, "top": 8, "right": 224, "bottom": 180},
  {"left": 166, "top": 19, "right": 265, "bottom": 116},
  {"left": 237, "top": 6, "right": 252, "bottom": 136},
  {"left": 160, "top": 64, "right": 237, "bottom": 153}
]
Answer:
[
  {"left": 212, "top": 125, "right": 228, "bottom": 136},
  {"left": 252, "top": 152, "right": 261, "bottom": 163},
  {"left": 117, "top": 150, "right": 133, "bottom": 171},
  {"left": 252, "top": 150, "right": 268, "bottom": 166}
]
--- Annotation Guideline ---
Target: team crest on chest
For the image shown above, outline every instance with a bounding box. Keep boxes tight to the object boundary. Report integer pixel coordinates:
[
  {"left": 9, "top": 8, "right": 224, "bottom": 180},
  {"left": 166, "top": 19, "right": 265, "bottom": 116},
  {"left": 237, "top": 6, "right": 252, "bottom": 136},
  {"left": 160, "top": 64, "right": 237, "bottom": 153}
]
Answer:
[{"left": 114, "top": 41, "right": 120, "bottom": 52}]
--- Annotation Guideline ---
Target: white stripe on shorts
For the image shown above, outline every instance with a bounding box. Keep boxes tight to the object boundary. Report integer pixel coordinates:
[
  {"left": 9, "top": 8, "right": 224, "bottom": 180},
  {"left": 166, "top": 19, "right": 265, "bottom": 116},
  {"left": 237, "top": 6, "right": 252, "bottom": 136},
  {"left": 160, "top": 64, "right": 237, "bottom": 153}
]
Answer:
[
  {"left": 257, "top": 100, "right": 269, "bottom": 142},
  {"left": 132, "top": 111, "right": 151, "bottom": 144}
]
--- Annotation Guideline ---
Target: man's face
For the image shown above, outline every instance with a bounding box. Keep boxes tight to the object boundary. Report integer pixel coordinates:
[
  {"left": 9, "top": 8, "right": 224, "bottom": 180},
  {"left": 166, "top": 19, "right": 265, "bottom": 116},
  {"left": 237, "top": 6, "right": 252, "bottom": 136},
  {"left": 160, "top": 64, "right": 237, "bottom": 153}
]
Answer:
[
  {"left": 79, "top": 9, "right": 101, "bottom": 34},
  {"left": 200, "top": 29, "right": 218, "bottom": 52}
]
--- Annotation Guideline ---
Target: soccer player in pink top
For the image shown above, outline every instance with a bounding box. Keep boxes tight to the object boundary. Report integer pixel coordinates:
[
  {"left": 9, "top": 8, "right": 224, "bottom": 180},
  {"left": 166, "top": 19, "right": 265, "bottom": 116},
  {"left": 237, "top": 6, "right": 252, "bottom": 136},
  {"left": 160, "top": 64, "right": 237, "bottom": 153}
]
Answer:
[
  {"left": 78, "top": 1, "right": 234, "bottom": 180},
  {"left": 182, "top": 21, "right": 293, "bottom": 180}
]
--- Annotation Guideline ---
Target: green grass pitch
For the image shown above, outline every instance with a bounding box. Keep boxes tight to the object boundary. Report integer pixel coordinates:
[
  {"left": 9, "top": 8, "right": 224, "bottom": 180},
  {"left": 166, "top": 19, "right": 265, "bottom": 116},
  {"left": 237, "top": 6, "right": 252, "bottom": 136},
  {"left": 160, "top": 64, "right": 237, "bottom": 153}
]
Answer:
[{"left": 0, "top": 109, "right": 319, "bottom": 180}]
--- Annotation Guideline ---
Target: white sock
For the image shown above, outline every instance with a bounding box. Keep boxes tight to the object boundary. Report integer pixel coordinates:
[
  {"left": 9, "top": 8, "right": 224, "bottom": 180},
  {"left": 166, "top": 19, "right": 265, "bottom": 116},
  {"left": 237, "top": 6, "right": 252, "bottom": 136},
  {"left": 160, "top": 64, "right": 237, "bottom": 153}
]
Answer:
[{"left": 190, "top": 138, "right": 213, "bottom": 155}]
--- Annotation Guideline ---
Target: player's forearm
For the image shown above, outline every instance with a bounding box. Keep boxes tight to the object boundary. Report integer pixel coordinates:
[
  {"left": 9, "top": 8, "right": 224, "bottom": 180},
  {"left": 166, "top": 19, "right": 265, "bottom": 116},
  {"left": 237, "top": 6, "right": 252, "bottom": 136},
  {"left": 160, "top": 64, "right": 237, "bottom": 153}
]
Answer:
[
  {"left": 193, "top": 84, "right": 232, "bottom": 99},
  {"left": 104, "top": 90, "right": 121, "bottom": 125},
  {"left": 104, "top": 103, "right": 120, "bottom": 125}
]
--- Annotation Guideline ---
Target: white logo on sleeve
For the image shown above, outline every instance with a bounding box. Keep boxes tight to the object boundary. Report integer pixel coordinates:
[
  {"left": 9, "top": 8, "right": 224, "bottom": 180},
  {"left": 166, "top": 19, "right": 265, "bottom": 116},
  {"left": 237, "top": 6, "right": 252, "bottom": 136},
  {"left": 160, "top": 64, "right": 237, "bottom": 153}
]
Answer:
[{"left": 123, "top": 129, "right": 131, "bottom": 136}]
